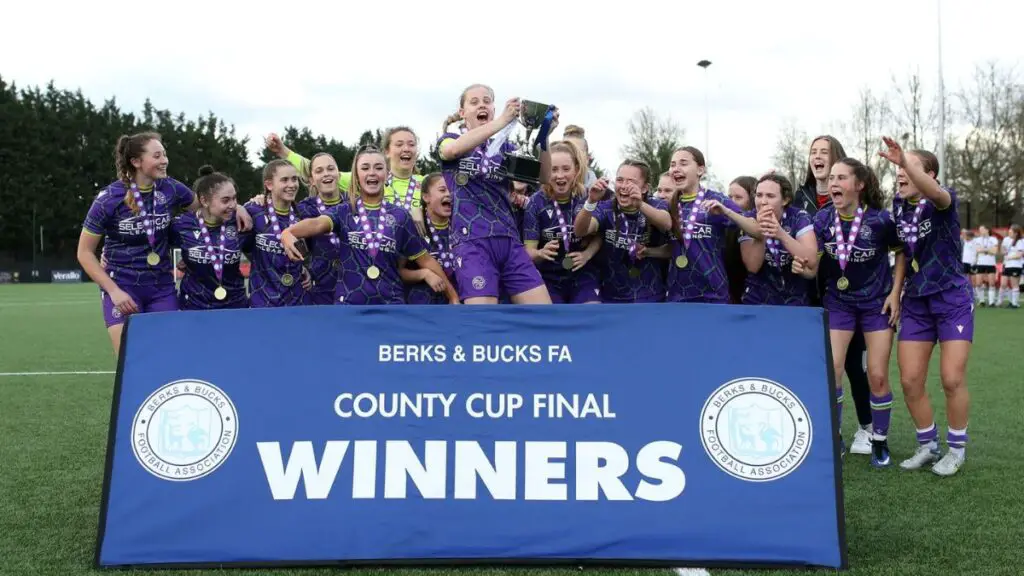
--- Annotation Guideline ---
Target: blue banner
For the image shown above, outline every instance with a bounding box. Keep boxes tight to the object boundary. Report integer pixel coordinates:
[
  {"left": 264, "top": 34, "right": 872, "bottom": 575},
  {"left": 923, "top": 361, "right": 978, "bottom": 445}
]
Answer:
[{"left": 95, "top": 304, "right": 846, "bottom": 570}]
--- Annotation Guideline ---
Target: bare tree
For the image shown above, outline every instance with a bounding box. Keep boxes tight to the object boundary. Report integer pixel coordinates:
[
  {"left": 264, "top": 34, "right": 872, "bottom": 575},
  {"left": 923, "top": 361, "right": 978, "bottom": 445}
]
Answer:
[
  {"left": 953, "top": 62, "right": 1019, "bottom": 226},
  {"left": 620, "top": 107, "right": 685, "bottom": 178},
  {"left": 771, "top": 118, "right": 809, "bottom": 188},
  {"left": 890, "top": 70, "right": 937, "bottom": 150},
  {"left": 848, "top": 87, "right": 894, "bottom": 200}
]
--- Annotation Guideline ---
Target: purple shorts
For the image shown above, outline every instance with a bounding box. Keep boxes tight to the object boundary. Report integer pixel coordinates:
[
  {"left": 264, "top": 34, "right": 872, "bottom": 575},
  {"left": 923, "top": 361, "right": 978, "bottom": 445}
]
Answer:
[
  {"left": 452, "top": 237, "right": 544, "bottom": 301},
  {"left": 101, "top": 283, "right": 178, "bottom": 327},
  {"left": 546, "top": 273, "right": 601, "bottom": 304},
  {"left": 900, "top": 287, "right": 974, "bottom": 343},
  {"left": 826, "top": 297, "right": 893, "bottom": 333}
]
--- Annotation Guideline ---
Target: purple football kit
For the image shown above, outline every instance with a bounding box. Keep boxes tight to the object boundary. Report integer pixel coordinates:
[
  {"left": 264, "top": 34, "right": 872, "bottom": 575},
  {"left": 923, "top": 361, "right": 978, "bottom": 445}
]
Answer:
[
  {"left": 738, "top": 206, "right": 814, "bottom": 306},
  {"left": 296, "top": 195, "right": 344, "bottom": 306},
  {"left": 437, "top": 132, "right": 544, "bottom": 300},
  {"left": 522, "top": 191, "right": 601, "bottom": 304},
  {"left": 590, "top": 198, "right": 669, "bottom": 303},
  {"left": 170, "top": 212, "right": 252, "bottom": 310},
  {"left": 666, "top": 188, "right": 743, "bottom": 304},
  {"left": 82, "top": 179, "right": 194, "bottom": 326},
  {"left": 893, "top": 188, "right": 974, "bottom": 343},
  {"left": 245, "top": 203, "right": 306, "bottom": 308}
]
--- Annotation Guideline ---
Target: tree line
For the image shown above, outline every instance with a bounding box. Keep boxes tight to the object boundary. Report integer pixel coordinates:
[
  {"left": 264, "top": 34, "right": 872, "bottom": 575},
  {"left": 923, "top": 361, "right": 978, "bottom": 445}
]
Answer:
[{"left": 0, "top": 75, "right": 438, "bottom": 266}]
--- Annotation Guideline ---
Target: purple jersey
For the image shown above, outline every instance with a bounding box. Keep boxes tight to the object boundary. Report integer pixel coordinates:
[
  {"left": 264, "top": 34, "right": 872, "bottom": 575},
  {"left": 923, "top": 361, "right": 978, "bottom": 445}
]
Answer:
[
  {"left": 739, "top": 206, "right": 814, "bottom": 306},
  {"left": 592, "top": 198, "right": 669, "bottom": 303},
  {"left": 170, "top": 212, "right": 252, "bottom": 310},
  {"left": 667, "top": 189, "right": 741, "bottom": 303},
  {"left": 245, "top": 203, "right": 306, "bottom": 308},
  {"left": 296, "top": 196, "right": 344, "bottom": 299},
  {"left": 405, "top": 221, "right": 456, "bottom": 305},
  {"left": 327, "top": 200, "right": 428, "bottom": 305},
  {"left": 82, "top": 179, "right": 194, "bottom": 288},
  {"left": 437, "top": 132, "right": 519, "bottom": 246},
  {"left": 522, "top": 191, "right": 599, "bottom": 280},
  {"left": 893, "top": 187, "right": 971, "bottom": 298},
  {"left": 814, "top": 205, "right": 901, "bottom": 308}
]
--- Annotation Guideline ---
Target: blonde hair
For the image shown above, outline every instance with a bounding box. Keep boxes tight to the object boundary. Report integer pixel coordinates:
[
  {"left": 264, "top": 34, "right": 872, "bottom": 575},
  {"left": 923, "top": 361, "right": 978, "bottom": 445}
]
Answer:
[
  {"left": 347, "top": 147, "right": 388, "bottom": 211},
  {"left": 541, "top": 140, "right": 586, "bottom": 200},
  {"left": 442, "top": 83, "right": 495, "bottom": 132}
]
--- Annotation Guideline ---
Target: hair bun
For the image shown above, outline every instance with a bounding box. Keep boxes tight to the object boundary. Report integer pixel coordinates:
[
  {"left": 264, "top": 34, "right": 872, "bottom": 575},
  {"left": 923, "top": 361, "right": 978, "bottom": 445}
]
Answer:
[{"left": 198, "top": 165, "right": 215, "bottom": 177}]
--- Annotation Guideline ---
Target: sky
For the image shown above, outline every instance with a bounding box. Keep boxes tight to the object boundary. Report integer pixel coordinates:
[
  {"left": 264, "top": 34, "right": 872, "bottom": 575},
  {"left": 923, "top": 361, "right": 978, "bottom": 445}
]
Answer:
[{"left": 2, "top": 0, "right": 1022, "bottom": 186}]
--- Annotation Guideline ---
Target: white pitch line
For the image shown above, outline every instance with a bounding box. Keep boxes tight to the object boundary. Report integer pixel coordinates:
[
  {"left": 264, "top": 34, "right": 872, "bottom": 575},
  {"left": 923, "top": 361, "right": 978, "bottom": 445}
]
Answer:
[
  {"left": 0, "top": 300, "right": 96, "bottom": 308},
  {"left": 0, "top": 371, "right": 114, "bottom": 377},
  {"left": 674, "top": 569, "right": 711, "bottom": 576}
]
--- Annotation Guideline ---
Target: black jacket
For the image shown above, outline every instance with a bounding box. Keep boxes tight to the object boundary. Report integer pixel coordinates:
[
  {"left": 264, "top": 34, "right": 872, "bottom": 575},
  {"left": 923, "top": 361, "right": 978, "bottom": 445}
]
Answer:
[{"left": 794, "top": 183, "right": 829, "bottom": 306}]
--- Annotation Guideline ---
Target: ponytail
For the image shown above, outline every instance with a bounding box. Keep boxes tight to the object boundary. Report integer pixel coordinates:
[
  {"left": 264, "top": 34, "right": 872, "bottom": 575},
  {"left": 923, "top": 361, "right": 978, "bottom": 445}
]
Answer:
[
  {"left": 442, "top": 112, "right": 462, "bottom": 133},
  {"left": 114, "top": 132, "right": 162, "bottom": 215}
]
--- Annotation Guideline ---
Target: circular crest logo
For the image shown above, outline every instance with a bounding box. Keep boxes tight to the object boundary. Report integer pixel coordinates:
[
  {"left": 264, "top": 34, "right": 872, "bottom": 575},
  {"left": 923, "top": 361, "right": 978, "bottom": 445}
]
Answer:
[
  {"left": 131, "top": 379, "right": 238, "bottom": 482},
  {"left": 700, "top": 377, "right": 812, "bottom": 482}
]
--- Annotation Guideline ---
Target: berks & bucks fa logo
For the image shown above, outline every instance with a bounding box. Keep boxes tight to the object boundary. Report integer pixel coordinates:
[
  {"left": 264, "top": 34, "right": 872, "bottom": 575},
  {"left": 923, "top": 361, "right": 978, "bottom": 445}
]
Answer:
[
  {"left": 131, "top": 379, "right": 238, "bottom": 481},
  {"left": 699, "top": 377, "right": 811, "bottom": 482}
]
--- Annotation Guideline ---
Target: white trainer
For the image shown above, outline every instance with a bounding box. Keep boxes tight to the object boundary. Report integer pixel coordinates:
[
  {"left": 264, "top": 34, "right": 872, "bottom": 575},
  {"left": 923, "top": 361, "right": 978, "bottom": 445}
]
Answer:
[
  {"left": 899, "top": 445, "right": 941, "bottom": 470},
  {"left": 850, "top": 427, "right": 872, "bottom": 455},
  {"left": 931, "top": 451, "right": 966, "bottom": 477}
]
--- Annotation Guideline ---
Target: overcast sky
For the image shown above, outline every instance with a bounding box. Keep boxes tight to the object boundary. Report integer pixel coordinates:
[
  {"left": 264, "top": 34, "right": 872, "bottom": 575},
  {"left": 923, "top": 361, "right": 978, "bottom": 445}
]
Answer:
[{"left": 2, "top": 0, "right": 1021, "bottom": 185}]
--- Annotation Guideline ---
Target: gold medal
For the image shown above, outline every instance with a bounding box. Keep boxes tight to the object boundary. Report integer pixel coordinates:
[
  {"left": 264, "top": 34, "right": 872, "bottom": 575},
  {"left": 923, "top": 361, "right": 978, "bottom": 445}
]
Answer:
[
  {"left": 367, "top": 265, "right": 381, "bottom": 280},
  {"left": 562, "top": 256, "right": 574, "bottom": 270},
  {"left": 146, "top": 252, "right": 160, "bottom": 266},
  {"left": 281, "top": 273, "right": 294, "bottom": 287},
  {"left": 214, "top": 286, "right": 227, "bottom": 301},
  {"left": 675, "top": 255, "right": 688, "bottom": 269},
  {"left": 629, "top": 267, "right": 641, "bottom": 278},
  {"left": 455, "top": 172, "right": 469, "bottom": 186},
  {"left": 837, "top": 276, "right": 850, "bottom": 291},
  {"left": 911, "top": 259, "right": 919, "bottom": 273}
]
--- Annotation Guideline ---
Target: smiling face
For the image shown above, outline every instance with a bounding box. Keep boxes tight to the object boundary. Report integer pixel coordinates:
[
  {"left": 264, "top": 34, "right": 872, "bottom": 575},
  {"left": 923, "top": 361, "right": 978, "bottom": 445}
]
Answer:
[
  {"left": 615, "top": 165, "right": 645, "bottom": 209},
  {"left": 386, "top": 129, "right": 418, "bottom": 174},
  {"left": 669, "top": 149, "right": 704, "bottom": 193},
  {"left": 356, "top": 152, "right": 388, "bottom": 199},
  {"left": 549, "top": 150, "right": 577, "bottom": 198},
  {"left": 808, "top": 138, "right": 832, "bottom": 183},
  {"left": 266, "top": 164, "right": 300, "bottom": 205},
  {"left": 131, "top": 139, "right": 169, "bottom": 181},
  {"left": 202, "top": 182, "right": 238, "bottom": 222},
  {"left": 423, "top": 176, "right": 452, "bottom": 221},
  {"left": 828, "top": 162, "right": 861, "bottom": 211},
  {"left": 310, "top": 154, "right": 339, "bottom": 197},
  {"left": 459, "top": 85, "right": 496, "bottom": 131}
]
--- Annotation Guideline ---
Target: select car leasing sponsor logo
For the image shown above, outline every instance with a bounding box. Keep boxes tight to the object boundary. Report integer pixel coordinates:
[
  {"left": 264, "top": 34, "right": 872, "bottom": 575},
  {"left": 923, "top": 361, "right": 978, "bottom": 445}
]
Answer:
[
  {"left": 131, "top": 379, "right": 238, "bottom": 482},
  {"left": 700, "top": 377, "right": 812, "bottom": 482}
]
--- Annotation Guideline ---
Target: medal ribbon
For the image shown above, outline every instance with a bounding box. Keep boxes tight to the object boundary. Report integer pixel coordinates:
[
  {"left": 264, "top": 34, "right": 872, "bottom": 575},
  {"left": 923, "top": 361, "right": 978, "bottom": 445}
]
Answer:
[
  {"left": 130, "top": 183, "right": 157, "bottom": 252},
  {"left": 833, "top": 205, "right": 864, "bottom": 273},
  {"left": 618, "top": 211, "right": 638, "bottom": 261},
  {"left": 314, "top": 196, "right": 340, "bottom": 246},
  {"left": 676, "top": 188, "right": 707, "bottom": 253},
  {"left": 384, "top": 174, "right": 417, "bottom": 212},
  {"left": 552, "top": 197, "right": 573, "bottom": 253},
  {"left": 427, "top": 221, "right": 454, "bottom": 272},
  {"left": 900, "top": 199, "right": 925, "bottom": 264},
  {"left": 357, "top": 198, "right": 388, "bottom": 258},
  {"left": 198, "top": 216, "right": 227, "bottom": 286}
]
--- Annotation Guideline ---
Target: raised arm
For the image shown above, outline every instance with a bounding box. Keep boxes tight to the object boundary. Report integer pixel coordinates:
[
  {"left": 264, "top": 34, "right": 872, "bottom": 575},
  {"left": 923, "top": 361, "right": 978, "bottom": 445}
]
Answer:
[
  {"left": 439, "top": 99, "right": 520, "bottom": 161},
  {"left": 880, "top": 136, "right": 951, "bottom": 209}
]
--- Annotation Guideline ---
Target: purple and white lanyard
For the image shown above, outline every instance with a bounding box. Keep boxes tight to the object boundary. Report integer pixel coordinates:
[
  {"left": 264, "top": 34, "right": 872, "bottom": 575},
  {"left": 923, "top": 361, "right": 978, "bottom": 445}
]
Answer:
[
  {"left": 552, "top": 198, "right": 573, "bottom": 253},
  {"left": 834, "top": 206, "right": 864, "bottom": 273},
  {"left": 617, "top": 212, "right": 638, "bottom": 260},
  {"left": 357, "top": 198, "right": 388, "bottom": 258},
  {"left": 676, "top": 188, "right": 707, "bottom": 252},
  {"left": 198, "top": 217, "right": 227, "bottom": 285},
  {"left": 130, "top": 183, "right": 157, "bottom": 251},
  {"left": 384, "top": 174, "right": 417, "bottom": 212},
  {"left": 267, "top": 205, "right": 297, "bottom": 241},
  {"left": 428, "top": 221, "right": 454, "bottom": 271},
  {"left": 901, "top": 200, "right": 925, "bottom": 263},
  {"left": 314, "top": 196, "right": 340, "bottom": 246}
]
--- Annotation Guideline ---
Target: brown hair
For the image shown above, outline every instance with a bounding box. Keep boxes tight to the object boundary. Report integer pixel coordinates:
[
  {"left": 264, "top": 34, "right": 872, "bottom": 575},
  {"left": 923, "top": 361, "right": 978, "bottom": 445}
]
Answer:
[
  {"left": 730, "top": 175, "right": 757, "bottom": 208},
  {"left": 835, "top": 158, "right": 884, "bottom": 211},
  {"left": 347, "top": 147, "right": 388, "bottom": 211},
  {"left": 909, "top": 149, "right": 940, "bottom": 180},
  {"left": 382, "top": 126, "right": 418, "bottom": 153},
  {"left": 803, "top": 135, "right": 847, "bottom": 190},
  {"left": 755, "top": 173, "right": 794, "bottom": 205},
  {"left": 668, "top": 146, "right": 707, "bottom": 237},
  {"left": 114, "top": 131, "right": 162, "bottom": 214},
  {"left": 541, "top": 140, "right": 586, "bottom": 201},
  {"left": 611, "top": 159, "right": 653, "bottom": 239},
  {"left": 193, "top": 165, "right": 236, "bottom": 205}
]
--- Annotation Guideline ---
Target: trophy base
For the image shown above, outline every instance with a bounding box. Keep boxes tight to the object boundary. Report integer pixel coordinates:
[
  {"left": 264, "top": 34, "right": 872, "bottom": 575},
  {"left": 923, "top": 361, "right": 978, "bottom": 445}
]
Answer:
[{"left": 503, "top": 154, "right": 542, "bottom": 186}]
